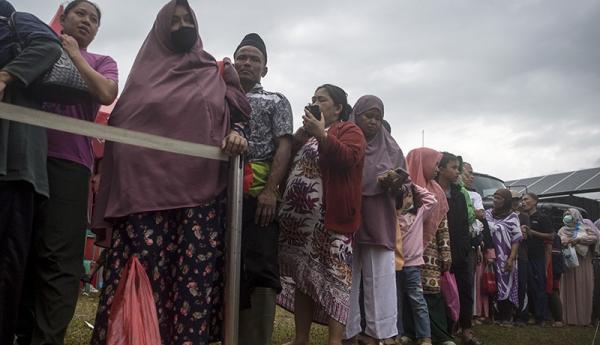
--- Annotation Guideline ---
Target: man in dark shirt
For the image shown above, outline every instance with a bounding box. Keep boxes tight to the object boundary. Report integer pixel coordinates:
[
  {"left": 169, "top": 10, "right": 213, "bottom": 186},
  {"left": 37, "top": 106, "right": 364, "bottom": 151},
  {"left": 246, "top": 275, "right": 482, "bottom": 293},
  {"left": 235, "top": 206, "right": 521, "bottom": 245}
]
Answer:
[
  {"left": 437, "top": 152, "right": 482, "bottom": 344},
  {"left": 521, "top": 192, "right": 554, "bottom": 325}
]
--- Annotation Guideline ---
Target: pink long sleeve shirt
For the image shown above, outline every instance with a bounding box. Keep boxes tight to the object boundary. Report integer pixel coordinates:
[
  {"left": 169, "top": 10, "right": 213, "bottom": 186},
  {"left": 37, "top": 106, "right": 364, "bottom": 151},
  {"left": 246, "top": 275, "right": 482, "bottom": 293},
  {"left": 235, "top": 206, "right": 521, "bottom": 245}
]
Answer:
[{"left": 397, "top": 184, "right": 438, "bottom": 268}]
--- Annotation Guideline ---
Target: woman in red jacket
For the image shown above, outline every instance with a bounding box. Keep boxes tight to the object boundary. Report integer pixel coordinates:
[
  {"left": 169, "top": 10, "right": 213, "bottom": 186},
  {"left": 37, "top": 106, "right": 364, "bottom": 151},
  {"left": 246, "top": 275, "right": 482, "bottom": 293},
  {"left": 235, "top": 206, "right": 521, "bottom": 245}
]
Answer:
[{"left": 278, "top": 84, "right": 366, "bottom": 345}]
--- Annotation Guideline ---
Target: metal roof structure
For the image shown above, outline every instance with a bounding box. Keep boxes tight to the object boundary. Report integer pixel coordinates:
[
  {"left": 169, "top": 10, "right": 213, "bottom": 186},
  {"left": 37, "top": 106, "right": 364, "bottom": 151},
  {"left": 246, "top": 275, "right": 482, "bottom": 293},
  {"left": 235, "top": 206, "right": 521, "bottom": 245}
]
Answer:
[{"left": 505, "top": 167, "right": 600, "bottom": 197}]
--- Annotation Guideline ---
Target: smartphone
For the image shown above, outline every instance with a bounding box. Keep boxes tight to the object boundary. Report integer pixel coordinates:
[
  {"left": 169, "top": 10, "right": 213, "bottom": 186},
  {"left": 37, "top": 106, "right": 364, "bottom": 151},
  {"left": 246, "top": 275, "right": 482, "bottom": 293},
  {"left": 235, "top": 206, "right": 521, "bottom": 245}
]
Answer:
[
  {"left": 305, "top": 104, "right": 321, "bottom": 121},
  {"left": 376, "top": 167, "right": 410, "bottom": 189},
  {"left": 394, "top": 167, "right": 410, "bottom": 183}
]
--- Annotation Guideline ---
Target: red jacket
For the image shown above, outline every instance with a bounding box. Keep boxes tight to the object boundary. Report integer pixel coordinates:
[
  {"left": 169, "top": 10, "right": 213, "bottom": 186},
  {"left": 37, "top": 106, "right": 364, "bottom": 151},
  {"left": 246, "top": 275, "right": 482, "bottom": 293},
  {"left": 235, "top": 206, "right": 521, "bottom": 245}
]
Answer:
[{"left": 318, "top": 121, "right": 366, "bottom": 234}]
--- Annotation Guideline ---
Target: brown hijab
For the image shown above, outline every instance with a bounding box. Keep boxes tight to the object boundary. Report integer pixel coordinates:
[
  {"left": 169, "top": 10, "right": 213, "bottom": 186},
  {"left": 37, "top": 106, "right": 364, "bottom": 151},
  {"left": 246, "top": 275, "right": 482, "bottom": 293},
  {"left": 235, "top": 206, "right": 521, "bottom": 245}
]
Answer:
[
  {"left": 492, "top": 188, "right": 513, "bottom": 219},
  {"left": 93, "top": 0, "right": 250, "bottom": 241}
]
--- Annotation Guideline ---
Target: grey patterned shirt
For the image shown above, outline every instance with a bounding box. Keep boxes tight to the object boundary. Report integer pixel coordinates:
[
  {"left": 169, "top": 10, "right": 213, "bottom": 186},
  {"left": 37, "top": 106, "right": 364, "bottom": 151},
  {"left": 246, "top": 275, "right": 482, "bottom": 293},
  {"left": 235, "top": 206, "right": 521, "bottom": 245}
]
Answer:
[{"left": 246, "top": 83, "right": 294, "bottom": 161}]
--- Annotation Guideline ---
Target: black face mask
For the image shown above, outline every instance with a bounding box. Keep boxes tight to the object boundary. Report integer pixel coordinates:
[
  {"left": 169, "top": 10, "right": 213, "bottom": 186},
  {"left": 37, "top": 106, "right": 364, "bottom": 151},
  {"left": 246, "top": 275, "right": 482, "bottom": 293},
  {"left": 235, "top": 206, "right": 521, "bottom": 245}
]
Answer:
[{"left": 171, "top": 26, "right": 197, "bottom": 53}]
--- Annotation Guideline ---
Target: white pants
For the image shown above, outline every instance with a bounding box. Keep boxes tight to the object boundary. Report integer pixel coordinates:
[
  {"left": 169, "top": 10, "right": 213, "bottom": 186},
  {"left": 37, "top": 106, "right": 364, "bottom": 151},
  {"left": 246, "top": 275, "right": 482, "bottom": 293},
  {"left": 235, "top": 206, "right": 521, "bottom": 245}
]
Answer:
[{"left": 345, "top": 244, "right": 398, "bottom": 339}]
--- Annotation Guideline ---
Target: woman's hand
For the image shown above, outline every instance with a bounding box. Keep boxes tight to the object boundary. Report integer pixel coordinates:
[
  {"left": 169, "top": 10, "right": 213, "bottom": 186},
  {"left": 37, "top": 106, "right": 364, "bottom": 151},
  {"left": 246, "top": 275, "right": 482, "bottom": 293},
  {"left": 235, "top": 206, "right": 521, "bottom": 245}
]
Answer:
[
  {"left": 440, "top": 260, "right": 451, "bottom": 272},
  {"left": 503, "top": 259, "right": 514, "bottom": 273},
  {"left": 221, "top": 130, "right": 248, "bottom": 155},
  {"left": 378, "top": 169, "right": 409, "bottom": 192},
  {"left": 521, "top": 225, "right": 529, "bottom": 239},
  {"left": 60, "top": 34, "right": 82, "bottom": 60},
  {"left": 302, "top": 108, "right": 326, "bottom": 141},
  {"left": 293, "top": 127, "right": 310, "bottom": 142},
  {"left": 566, "top": 237, "right": 579, "bottom": 246},
  {"left": 0, "top": 71, "right": 14, "bottom": 101}
]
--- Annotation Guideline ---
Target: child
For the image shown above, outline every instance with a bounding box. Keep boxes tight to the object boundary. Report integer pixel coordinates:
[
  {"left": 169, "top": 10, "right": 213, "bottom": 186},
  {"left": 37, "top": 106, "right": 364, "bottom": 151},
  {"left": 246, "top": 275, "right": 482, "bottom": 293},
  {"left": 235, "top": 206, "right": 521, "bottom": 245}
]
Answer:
[{"left": 396, "top": 184, "right": 438, "bottom": 345}]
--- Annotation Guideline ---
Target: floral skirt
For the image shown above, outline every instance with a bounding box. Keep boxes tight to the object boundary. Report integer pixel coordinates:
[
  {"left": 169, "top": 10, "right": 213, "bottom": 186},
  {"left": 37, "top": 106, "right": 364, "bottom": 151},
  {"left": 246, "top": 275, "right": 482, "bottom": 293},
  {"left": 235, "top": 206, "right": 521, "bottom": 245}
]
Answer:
[{"left": 91, "top": 196, "right": 226, "bottom": 345}]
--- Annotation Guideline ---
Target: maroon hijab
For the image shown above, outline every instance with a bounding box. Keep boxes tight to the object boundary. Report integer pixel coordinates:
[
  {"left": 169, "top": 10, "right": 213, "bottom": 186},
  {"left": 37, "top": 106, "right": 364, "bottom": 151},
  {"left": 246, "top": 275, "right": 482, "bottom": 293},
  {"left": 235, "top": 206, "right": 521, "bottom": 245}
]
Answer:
[
  {"left": 93, "top": 0, "right": 249, "bottom": 241},
  {"left": 351, "top": 95, "right": 406, "bottom": 196}
]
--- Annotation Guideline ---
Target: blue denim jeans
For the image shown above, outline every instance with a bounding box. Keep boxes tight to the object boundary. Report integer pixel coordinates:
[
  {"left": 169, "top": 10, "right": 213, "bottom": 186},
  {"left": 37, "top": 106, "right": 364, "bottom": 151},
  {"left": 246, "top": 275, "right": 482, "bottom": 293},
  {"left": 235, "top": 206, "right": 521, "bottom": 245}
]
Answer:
[{"left": 396, "top": 266, "right": 431, "bottom": 339}]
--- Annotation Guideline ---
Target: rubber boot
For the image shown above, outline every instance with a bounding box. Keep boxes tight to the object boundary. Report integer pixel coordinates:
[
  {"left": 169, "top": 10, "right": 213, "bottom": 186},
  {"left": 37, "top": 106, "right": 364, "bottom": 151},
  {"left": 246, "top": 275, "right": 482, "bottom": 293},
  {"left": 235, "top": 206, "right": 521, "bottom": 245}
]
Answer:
[{"left": 239, "top": 287, "right": 277, "bottom": 345}]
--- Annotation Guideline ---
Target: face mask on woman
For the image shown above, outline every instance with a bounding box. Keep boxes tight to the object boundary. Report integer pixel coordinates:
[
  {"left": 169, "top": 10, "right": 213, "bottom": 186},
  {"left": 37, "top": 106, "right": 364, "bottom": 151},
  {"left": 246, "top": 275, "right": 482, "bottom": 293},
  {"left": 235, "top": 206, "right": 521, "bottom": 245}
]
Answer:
[
  {"left": 171, "top": 27, "right": 197, "bottom": 53},
  {"left": 563, "top": 214, "right": 574, "bottom": 226}
]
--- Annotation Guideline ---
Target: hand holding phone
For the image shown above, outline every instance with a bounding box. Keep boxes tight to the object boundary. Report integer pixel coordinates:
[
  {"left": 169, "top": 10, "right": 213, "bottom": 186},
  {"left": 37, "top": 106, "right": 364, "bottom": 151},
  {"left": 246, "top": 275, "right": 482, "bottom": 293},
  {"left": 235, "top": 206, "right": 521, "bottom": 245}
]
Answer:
[
  {"left": 305, "top": 104, "right": 321, "bottom": 121},
  {"left": 377, "top": 168, "right": 410, "bottom": 191}
]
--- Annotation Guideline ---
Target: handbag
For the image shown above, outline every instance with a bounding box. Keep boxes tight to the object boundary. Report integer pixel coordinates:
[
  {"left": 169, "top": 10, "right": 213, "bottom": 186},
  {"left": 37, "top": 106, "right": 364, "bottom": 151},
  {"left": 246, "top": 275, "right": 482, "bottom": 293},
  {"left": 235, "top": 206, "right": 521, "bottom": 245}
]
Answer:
[
  {"left": 441, "top": 271, "right": 460, "bottom": 322},
  {"left": 482, "top": 262, "right": 498, "bottom": 295},
  {"left": 7, "top": 13, "right": 89, "bottom": 104},
  {"left": 30, "top": 48, "right": 89, "bottom": 104},
  {"left": 562, "top": 245, "right": 579, "bottom": 268}
]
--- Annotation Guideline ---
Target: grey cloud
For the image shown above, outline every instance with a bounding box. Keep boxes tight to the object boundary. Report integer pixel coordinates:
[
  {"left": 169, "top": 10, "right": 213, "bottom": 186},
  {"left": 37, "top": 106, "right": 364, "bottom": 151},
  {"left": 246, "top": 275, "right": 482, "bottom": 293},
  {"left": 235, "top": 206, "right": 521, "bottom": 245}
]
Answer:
[{"left": 14, "top": 0, "right": 600, "bottom": 180}]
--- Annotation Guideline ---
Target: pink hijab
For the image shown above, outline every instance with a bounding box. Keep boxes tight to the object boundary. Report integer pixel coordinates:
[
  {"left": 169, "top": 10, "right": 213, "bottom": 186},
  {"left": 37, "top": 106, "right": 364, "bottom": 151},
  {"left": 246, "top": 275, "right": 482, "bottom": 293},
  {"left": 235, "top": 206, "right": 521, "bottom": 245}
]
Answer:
[
  {"left": 93, "top": 0, "right": 250, "bottom": 243},
  {"left": 406, "top": 147, "right": 449, "bottom": 245}
]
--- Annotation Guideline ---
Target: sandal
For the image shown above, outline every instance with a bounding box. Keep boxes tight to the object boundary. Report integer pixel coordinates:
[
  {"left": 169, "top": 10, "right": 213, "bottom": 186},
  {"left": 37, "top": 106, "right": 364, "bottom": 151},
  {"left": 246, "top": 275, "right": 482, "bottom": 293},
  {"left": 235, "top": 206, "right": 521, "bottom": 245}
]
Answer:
[
  {"left": 356, "top": 334, "right": 378, "bottom": 345},
  {"left": 463, "top": 336, "right": 485, "bottom": 345},
  {"left": 397, "top": 336, "right": 415, "bottom": 345},
  {"left": 462, "top": 331, "right": 484, "bottom": 345},
  {"left": 342, "top": 337, "right": 359, "bottom": 345}
]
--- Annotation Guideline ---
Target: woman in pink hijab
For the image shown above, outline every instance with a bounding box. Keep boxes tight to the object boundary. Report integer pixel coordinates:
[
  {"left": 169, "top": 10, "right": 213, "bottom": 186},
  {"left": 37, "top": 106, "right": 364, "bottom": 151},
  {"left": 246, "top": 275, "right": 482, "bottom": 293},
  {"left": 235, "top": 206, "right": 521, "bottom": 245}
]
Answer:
[
  {"left": 401, "top": 148, "right": 455, "bottom": 345},
  {"left": 90, "top": 1, "right": 250, "bottom": 344}
]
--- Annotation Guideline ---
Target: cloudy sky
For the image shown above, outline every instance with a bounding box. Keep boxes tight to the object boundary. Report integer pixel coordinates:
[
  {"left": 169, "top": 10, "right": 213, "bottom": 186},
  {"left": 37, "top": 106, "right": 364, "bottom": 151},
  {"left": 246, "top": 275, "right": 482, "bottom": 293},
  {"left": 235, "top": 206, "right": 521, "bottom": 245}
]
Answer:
[{"left": 18, "top": 0, "right": 600, "bottom": 181}]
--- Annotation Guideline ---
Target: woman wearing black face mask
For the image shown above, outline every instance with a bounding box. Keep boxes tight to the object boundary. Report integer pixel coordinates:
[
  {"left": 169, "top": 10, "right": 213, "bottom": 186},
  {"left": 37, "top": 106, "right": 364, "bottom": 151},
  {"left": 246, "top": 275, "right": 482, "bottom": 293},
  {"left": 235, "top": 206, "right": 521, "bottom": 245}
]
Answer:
[
  {"left": 90, "top": 1, "right": 251, "bottom": 344},
  {"left": 170, "top": 2, "right": 197, "bottom": 52}
]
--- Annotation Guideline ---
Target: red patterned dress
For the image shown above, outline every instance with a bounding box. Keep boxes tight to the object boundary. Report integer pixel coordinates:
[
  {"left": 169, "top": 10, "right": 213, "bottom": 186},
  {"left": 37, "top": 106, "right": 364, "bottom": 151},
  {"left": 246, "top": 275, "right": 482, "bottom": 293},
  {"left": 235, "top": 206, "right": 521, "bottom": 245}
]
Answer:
[{"left": 277, "top": 137, "right": 353, "bottom": 325}]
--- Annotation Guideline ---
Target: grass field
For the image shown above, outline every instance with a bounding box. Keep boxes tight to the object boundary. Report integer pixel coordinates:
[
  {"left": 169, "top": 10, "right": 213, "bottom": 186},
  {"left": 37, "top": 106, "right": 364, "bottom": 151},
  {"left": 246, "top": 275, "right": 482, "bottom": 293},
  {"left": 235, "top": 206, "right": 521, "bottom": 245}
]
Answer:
[{"left": 67, "top": 294, "right": 599, "bottom": 345}]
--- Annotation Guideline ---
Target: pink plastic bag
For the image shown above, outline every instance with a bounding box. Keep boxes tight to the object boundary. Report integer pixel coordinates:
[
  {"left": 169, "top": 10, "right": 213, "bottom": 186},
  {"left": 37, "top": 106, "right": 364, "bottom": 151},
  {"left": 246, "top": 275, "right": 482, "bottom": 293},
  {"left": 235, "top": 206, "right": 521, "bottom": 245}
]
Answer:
[
  {"left": 441, "top": 271, "right": 460, "bottom": 322},
  {"left": 107, "top": 256, "right": 161, "bottom": 345}
]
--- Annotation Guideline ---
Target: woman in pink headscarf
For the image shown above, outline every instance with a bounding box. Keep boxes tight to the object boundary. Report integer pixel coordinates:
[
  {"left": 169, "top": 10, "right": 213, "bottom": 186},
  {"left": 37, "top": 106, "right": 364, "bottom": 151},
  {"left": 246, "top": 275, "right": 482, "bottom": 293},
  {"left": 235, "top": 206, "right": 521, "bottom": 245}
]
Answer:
[
  {"left": 90, "top": 1, "right": 250, "bottom": 344},
  {"left": 401, "top": 148, "right": 455, "bottom": 345}
]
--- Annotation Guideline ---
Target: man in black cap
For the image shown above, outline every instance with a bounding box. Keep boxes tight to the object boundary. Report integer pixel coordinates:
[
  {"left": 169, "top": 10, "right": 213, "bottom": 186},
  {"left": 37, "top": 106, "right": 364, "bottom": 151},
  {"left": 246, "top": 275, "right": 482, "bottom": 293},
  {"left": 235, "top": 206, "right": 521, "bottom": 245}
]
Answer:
[{"left": 234, "top": 33, "right": 293, "bottom": 345}]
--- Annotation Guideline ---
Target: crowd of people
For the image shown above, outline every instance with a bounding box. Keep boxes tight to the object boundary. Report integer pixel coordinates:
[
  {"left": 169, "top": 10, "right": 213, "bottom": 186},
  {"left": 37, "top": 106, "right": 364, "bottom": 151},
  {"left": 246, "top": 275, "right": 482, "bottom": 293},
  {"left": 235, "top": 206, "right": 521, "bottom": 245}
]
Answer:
[{"left": 1, "top": 1, "right": 600, "bottom": 345}]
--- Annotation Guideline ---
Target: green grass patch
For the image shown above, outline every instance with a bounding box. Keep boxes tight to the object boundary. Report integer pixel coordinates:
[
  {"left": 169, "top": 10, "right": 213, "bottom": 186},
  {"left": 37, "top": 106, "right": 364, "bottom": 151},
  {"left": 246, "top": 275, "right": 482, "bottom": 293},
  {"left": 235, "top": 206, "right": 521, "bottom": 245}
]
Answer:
[{"left": 67, "top": 294, "right": 598, "bottom": 345}]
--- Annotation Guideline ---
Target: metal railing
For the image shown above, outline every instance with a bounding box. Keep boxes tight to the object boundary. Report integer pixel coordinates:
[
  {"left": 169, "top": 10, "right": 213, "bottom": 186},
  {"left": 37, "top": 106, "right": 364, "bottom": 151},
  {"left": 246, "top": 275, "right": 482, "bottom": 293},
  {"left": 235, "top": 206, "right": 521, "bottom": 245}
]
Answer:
[{"left": 0, "top": 102, "right": 243, "bottom": 345}]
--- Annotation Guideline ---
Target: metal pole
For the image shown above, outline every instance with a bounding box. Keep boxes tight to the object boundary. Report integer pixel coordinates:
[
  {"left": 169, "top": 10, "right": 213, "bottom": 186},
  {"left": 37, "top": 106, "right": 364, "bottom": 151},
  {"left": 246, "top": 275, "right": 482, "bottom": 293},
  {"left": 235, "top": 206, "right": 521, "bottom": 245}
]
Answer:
[{"left": 224, "top": 155, "right": 244, "bottom": 345}]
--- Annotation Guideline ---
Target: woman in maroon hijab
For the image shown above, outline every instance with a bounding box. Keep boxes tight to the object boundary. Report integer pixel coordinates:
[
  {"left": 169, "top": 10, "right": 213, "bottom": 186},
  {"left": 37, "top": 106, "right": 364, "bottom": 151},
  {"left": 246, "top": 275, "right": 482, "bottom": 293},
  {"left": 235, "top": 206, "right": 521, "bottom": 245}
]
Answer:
[{"left": 90, "top": 1, "right": 250, "bottom": 344}]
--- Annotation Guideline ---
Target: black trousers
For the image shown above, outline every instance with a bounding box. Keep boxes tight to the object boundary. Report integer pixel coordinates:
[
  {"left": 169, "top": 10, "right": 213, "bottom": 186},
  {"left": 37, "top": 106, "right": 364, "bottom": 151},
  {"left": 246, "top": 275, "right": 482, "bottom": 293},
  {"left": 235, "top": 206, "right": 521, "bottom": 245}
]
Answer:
[
  {"left": 240, "top": 196, "right": 281, "bottom": 309},
  {"left": 591, "top": 257, "right": 600, "bottom": 322},
  {"left": 496, "top": 300, "right": 514, "bottom": 322},
  {"left": 548, "top": 290, "right": 563, "bottom": 322},
  {"left": 516, "top": 257, "right": 529, "bottom": 322},
  {"left": 0, "top": 181, "right": 42, "bottom": 345},
  {"left": 16, "top": 158, "right": 90, "bottom": 345},
  {"left": 527, "top": 257, "right": 547, "bottom": 323},
  {"left": 451, "top": 250, "right": 474, "bottom": 330}
]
